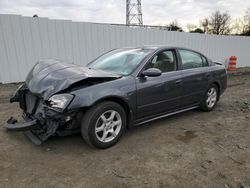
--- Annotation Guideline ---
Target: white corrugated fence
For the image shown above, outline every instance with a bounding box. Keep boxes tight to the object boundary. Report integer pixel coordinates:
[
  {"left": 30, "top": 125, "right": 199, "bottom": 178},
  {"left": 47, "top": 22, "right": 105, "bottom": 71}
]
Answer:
[{"left": 0, "top": 14, "right": 250, "bottom": 83}]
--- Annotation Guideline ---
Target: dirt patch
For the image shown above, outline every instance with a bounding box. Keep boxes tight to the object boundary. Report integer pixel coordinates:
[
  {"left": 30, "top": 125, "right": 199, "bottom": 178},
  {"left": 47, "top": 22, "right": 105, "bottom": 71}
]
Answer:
[
  {"left": 0, "top": 72, "right": 250, "bottom": 188},
  {"left": 175, "top": 130, "right": 197, "bottom": 143}
]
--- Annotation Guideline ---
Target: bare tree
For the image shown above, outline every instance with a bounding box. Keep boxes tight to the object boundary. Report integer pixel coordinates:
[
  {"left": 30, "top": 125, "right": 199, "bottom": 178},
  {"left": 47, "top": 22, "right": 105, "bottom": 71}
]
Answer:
[
  {"left": 231, "top": 18, "right": 245, "bottom": 35},
  {"left": 186, "top": 23, "right": 204, "bottom": 33},
  {"left": 244, "top": 8, "right": 250, "bottom": 25},
  {"left": 200, "top": 18, "right": 209, "bottom": 33},
  {"left": 242, "top": 7, "right": 250, "bottom": 35},
  {"left": 190, "top": 28, "right": 204, "bottom": 33},
  {"left": 167, "top": 20, "right": 183, "bottom": 32},
  {"left": 208, "top": 10, "right": 231, "bottom": 35},
  {"left": 186, "top": 24, "right": 197, "bottom": 32}
]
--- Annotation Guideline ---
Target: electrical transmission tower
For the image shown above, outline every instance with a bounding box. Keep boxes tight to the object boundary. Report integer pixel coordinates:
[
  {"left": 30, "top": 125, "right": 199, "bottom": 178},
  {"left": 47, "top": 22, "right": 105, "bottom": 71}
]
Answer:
[{"left": 126, "top": 0, "right": 143, "bottom": 26}]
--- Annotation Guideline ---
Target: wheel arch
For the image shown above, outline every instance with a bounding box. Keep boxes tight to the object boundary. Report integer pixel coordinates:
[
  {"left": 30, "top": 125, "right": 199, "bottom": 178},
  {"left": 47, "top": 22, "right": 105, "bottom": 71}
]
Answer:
[
  {"left": 90, "top": 96, "right": 133, "bottom": 128},
  {"left": 210, "top": 81, "right": 221, "bottom": 101}
]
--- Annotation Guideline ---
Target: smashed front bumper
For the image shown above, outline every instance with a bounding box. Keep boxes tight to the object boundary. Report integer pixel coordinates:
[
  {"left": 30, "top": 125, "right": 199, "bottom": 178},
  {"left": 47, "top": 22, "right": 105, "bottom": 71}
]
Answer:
[
  {"left": 4, "top": 114, "right": 60, "bottom": 145},
  {"left": 4, "top": 117, "right": 42, "bottom": 145},
  {"left": 4, "top": 86, "right": 79, "bottom": 145},
  {"left": 4, "top": 117, "right": 38, "bottom": 131}
]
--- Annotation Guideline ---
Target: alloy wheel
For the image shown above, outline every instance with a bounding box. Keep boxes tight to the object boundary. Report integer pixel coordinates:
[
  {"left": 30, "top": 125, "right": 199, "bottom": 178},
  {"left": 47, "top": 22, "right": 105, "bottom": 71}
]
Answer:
[
  {"left": 206, "top": 87, "right": 217, "bottom": 108},
  {"left": 95, "top": 110, "right": 122, "bottom": 143}
]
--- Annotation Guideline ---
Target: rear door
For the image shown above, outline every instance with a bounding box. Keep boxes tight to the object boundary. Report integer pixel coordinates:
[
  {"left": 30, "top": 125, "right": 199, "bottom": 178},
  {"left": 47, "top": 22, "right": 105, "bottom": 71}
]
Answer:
[
  {"left": 177, "top": 49, "right": 211, "bottom": 107},
  {"left": 136, "top": 49, "right": 183, "bottom": 120}
]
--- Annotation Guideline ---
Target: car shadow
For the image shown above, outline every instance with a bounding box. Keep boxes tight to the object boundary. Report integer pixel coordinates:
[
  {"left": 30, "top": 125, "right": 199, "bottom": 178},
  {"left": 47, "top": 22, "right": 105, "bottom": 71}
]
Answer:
[{"left": 36, "top": 108, "right": 203, "bottom": 152}]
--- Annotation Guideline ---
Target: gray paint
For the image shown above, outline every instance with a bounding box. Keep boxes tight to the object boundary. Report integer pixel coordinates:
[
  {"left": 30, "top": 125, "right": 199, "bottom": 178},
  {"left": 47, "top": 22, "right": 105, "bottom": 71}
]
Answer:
[
  {"left": 0, "top": 14, "right": 249, "bottom": 83},
  {"left": 6, "top": 46, "right": 227, "bottom": 145},
  {"left": 21, "top": 46, "right": 227, "bottom": 125}
]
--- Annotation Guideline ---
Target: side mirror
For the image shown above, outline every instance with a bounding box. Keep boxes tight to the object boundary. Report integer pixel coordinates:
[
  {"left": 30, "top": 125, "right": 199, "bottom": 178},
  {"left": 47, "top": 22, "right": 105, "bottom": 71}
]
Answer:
[{"left": 141, "top": 68, "right": 162, "bottom": 77}]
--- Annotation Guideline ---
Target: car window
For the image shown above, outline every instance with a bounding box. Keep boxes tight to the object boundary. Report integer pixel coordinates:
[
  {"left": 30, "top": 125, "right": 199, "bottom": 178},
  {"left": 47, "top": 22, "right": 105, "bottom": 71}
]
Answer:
[
  {"left": 179, "top": 50, "right": 203, "bottom": 70},
  {"left": 148, "top": 50, "right": 176, "bottom": 73},
  {"left": 88, "top": 49, "right": 153, "bottom": 75},
  {"left": 201, "top": 55, "right": 208, "bottom": 66}
]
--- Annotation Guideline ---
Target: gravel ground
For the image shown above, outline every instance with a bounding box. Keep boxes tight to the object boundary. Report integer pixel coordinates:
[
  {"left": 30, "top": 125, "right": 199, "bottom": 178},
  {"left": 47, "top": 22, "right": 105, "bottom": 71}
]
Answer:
[{"left": 0, "top": 72, "right": 250, "bottom": 188}]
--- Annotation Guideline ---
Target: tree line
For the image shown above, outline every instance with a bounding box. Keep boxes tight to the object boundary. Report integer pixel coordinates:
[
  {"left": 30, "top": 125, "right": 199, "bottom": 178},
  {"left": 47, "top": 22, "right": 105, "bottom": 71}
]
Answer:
[{"left": 165, "top": 8, "right": 250, "bottom": 36}]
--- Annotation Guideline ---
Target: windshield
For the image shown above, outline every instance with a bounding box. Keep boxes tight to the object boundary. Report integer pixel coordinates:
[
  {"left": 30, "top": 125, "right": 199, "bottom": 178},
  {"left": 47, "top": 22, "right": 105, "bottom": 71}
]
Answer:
[{"left": 88, "top": 48, "right": 152, "bottom": 75}]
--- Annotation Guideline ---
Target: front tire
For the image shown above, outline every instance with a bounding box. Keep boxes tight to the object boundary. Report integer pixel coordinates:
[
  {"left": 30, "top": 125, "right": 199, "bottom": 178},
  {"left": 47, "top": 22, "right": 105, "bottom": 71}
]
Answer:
[
  {"left": 81, "top": 101, "right": 127, "bottom": 149},
  {"left": 200, "top": 84, "right": 219, "bottom": 111}
]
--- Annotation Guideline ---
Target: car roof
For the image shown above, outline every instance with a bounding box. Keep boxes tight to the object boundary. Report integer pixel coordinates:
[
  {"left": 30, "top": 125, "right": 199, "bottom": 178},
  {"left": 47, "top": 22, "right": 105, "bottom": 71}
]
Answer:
[
  {"left": 122, "top": 46, "right": 207, "bottom": 57},
  {"left": 114, "top": 46, "right": 208, "bottom": 59},
  {"left": 121, "top": 45, "right": 194, "bottom": 51},
  {"left": 121, "top": 45, "right": 171, "bottom": 50}
]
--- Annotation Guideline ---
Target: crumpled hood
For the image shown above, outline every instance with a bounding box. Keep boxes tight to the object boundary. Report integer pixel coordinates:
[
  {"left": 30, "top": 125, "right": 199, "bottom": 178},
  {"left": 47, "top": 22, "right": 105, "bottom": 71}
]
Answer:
[{"left": 25, "top": 59, "right": 121, "bottom": 100}]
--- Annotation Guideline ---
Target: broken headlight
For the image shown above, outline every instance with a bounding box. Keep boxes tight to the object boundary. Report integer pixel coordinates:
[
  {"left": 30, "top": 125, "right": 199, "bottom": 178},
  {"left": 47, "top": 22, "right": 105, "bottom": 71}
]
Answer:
[{"left": 48, "top": 94, "right": 74, "bottom": 109}]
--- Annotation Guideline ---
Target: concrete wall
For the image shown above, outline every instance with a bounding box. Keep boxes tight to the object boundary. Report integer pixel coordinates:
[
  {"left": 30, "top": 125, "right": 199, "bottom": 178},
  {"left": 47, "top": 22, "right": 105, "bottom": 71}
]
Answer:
[{"left": 0, "top": 14, "right": 250, "bottom": 83}]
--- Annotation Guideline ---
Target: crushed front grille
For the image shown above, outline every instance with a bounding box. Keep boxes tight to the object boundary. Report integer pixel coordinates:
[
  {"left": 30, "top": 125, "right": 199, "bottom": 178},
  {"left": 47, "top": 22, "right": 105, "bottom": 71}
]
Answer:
[{"left": 25, "top": 92, "right": 40, "bottom": 114}]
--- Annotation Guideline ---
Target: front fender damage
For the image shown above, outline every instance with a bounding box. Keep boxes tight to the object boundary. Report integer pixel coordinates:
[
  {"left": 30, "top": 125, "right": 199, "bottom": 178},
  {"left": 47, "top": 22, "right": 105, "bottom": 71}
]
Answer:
[
  {"left": 4, "top": 60, "right": 122, "bottom": 145},
  {"left": 4, "top": 85, "right": 81, "bottom": 145}
]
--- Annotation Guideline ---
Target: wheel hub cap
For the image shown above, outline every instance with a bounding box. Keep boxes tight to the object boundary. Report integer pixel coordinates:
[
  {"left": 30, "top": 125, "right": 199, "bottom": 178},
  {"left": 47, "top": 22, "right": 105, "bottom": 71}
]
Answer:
[
  {"left": 95, "top": 110, "right": 122, "bottom": 143},
  {"left": 206, "top": 87, "right": 217, "bottom": 108}
]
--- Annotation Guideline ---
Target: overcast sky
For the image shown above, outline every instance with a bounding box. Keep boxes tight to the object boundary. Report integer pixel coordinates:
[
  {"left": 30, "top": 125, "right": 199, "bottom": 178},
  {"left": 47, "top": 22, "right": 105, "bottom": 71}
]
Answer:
[{"left": 0, "top": 0, "right": 250, "bottom": 28}]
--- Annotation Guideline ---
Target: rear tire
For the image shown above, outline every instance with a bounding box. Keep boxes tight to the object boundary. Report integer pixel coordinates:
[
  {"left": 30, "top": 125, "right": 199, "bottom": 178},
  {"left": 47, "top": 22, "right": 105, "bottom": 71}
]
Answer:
[
  {"left": 81, "top": 101, "right": 126, "bottom": 149},
  {"left": 200, "top": 84, "right": 219, "bottom": 111}
]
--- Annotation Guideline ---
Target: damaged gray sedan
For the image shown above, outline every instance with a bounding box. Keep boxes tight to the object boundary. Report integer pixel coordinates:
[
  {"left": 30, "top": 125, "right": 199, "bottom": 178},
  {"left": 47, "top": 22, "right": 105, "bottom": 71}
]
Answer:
[{"left": 4, "top": 46, "right": 227, "bottom": 148}]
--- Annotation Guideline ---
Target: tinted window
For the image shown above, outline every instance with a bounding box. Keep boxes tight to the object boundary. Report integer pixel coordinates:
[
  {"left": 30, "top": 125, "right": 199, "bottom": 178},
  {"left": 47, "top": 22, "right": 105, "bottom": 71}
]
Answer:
[
  {"left": 179, "top": 50, "right": 203, "bottom": 70},
  {"left": 149, "top": 50, "right": 176, "bottom": 73}
]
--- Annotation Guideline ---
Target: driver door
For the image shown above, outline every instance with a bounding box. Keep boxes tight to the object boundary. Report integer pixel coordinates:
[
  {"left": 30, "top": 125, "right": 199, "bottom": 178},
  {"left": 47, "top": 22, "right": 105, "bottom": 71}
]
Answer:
[{"left": 136, "top": 49, "right": 183, "bottom": 120}]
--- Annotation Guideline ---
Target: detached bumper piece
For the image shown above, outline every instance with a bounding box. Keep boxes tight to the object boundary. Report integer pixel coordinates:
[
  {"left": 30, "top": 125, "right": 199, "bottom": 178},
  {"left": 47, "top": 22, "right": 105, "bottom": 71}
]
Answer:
[
  {"left": 4, "top": 116, "right": 60, "bottom": 145},
  {"left": 4, "top": 117, "right": 38, "bottom": 131},
  {"left": 24, "top": 131, "right": 42, "bottom": 145},
  {"left": 4, "top": 117, "right": 42, "bottom": 145},
  {"left": 4, "top": 117, "right": 43, "bottom": 145}
]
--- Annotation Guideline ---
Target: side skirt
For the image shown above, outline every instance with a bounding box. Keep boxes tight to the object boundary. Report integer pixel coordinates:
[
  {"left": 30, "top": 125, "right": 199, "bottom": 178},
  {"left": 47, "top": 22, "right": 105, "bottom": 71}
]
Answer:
[{"left": 135, "top": 106, "right": 199, "bottom": 126}]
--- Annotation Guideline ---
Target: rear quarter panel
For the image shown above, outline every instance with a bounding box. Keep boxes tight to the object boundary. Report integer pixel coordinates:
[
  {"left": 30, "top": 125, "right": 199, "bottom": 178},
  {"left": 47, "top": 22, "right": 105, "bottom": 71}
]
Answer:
[{"left": 208, "top": 64, "right": 227, "bottom": 95}]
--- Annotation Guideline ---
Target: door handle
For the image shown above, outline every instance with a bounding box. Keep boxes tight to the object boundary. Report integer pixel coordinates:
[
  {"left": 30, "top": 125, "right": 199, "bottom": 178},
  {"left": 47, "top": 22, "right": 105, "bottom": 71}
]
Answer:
[{"left": 175, "top": 80, "right": 182, "bottom": 85}]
